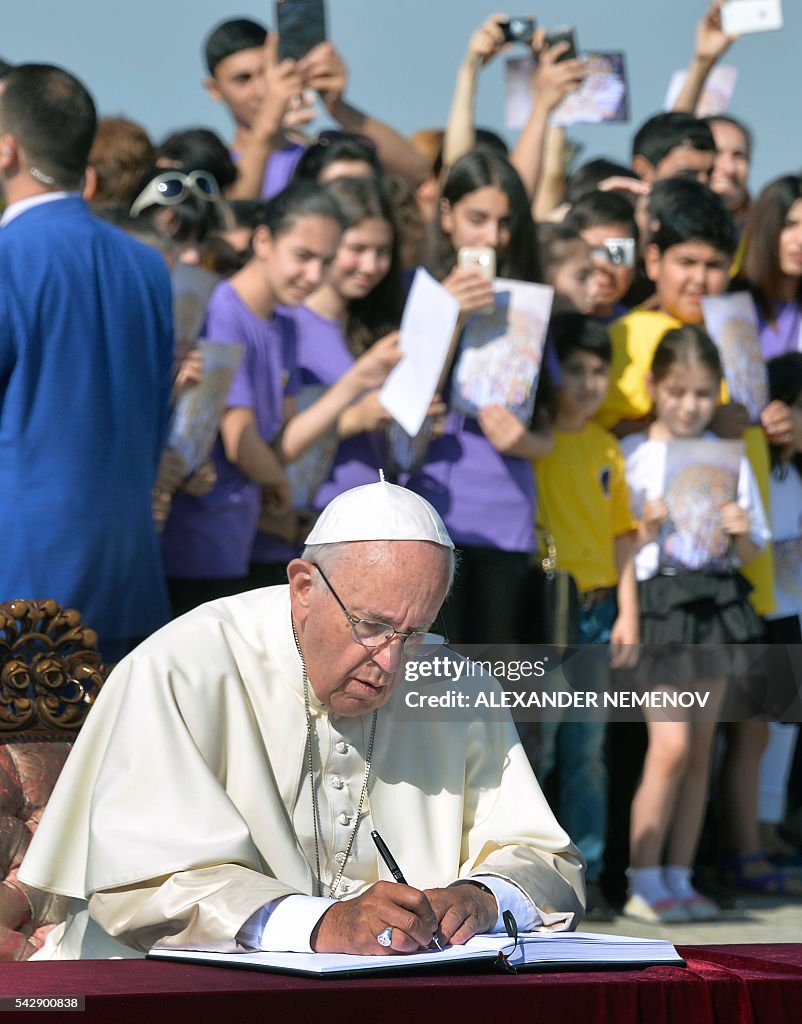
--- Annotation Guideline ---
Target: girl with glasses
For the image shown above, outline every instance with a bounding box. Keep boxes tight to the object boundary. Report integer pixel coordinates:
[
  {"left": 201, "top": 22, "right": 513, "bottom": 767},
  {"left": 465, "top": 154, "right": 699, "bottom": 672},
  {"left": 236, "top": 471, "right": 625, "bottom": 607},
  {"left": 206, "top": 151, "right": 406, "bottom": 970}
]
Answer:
[{"left": 129, "top": 166, "right": 221, "bottom": 266}]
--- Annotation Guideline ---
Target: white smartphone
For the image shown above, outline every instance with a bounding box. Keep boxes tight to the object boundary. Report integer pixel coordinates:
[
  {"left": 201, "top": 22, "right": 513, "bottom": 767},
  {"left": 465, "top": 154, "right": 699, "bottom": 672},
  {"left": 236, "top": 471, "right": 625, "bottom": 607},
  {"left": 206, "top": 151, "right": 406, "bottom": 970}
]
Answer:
[
  {"left": 457, "top": 246, "right": 496, "bottom": 314},
  {"left": 721, "top": 0, "right": 783, "bottom": 35}
]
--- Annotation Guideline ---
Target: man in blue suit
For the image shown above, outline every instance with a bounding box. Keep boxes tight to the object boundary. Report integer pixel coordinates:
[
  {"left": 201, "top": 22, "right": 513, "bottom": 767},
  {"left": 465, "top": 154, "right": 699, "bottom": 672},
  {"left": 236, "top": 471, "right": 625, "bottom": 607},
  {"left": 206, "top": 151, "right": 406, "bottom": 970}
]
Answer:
[{"left": 0, "top": 64, "right": 173, "bottom": 658}]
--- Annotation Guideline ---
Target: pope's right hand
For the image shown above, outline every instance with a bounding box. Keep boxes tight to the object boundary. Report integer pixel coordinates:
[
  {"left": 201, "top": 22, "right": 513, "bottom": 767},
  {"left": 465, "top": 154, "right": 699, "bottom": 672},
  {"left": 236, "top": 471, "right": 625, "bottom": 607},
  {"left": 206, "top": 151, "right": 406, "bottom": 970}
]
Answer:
[{"left": 310, "top": 880, "right": 439, "bottom": 955}]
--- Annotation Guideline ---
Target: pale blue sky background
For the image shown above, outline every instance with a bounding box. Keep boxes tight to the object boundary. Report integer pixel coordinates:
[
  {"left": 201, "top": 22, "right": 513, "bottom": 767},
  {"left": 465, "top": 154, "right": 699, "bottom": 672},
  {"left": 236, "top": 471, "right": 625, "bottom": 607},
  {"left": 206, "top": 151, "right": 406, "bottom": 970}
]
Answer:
[{"left": 4, "top": 1, "right": 799, "bottom": 193}]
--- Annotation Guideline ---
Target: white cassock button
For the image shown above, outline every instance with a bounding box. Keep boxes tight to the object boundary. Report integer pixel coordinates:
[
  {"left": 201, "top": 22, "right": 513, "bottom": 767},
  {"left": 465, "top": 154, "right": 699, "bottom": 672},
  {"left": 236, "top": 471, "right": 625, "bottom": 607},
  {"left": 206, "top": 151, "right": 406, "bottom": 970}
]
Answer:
[
  {"left": 338, "top": 813, "right": 351, "bottom": 826},
  {"left": 331, "top": 777, "right": 344, "bottom": 790},
  {"left": 336, "top": 741, "right": 349, "bottom": 754},
  {"left": 335, "top": 851, "right": 347, "bottom": 866}
]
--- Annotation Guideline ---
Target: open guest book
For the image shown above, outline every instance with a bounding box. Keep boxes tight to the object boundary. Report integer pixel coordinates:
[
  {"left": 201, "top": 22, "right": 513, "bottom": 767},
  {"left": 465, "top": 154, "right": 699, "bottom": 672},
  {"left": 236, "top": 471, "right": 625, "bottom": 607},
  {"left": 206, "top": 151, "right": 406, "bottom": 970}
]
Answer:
[{"left": 148, "top": 931, "right": 685, "bottom": 978}]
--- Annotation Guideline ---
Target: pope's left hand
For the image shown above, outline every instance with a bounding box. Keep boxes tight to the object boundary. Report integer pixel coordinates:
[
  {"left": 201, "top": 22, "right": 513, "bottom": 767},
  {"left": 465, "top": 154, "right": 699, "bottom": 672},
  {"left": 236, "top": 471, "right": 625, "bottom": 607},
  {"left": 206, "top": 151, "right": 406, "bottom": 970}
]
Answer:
[{"left": 423, "top": 884, "right": 497, "bottom": 945}]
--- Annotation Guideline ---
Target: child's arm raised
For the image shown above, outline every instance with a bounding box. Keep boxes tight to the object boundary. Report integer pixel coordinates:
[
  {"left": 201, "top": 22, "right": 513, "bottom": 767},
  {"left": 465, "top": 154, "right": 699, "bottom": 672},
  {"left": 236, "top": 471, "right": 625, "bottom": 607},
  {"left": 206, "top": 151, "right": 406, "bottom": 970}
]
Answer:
[{"left": 671, "top": 1, "right": 738, "bottom": 114}]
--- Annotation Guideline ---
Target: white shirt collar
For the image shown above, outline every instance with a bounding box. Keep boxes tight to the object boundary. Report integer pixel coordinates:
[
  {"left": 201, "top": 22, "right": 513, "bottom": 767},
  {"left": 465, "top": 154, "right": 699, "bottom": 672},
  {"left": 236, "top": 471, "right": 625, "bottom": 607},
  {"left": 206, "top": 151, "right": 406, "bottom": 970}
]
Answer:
[{"left": 0, "top": 191, "right": 76, "bottom": 228}]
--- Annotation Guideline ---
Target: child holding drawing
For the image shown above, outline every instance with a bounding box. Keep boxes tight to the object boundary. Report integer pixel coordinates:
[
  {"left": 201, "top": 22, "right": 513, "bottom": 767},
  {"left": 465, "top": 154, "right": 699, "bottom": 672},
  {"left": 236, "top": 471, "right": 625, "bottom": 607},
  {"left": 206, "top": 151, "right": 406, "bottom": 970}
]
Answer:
[
  {"left": 620, "top": 325, "right": 769, "bottom": 923},
  {"left": 406, "top": 149, "right": 552, "bottom": 643}
]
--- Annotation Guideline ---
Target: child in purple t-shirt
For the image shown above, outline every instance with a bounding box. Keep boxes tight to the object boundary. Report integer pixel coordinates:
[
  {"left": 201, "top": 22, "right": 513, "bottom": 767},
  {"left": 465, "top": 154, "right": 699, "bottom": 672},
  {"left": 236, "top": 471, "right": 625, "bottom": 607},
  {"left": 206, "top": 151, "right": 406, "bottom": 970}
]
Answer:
[
  {"left": 407, "top": 150, "right": 553, "bottom": 644},
  {"left": 162, "top": 180, "right": 399, "bottom": 615},
  {"left": 284, "top": 176, "right": 406, "bottom": 506}
]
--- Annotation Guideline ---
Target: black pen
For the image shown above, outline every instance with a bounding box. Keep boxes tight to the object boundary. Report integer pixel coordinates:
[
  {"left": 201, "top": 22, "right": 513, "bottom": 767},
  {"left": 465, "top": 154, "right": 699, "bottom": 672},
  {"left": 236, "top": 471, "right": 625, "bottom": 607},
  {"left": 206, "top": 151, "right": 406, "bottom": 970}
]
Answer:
[{"left": 370, "top": 829, "right": 444, "bottom": 950}]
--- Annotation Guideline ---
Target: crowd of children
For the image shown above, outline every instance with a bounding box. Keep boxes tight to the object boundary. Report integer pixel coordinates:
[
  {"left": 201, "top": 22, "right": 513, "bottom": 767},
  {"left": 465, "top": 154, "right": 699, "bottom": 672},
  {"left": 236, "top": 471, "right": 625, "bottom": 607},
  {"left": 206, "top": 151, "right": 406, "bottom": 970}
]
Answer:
[{"left": 2, "top": 1, "right": 802, "bottom": 926}]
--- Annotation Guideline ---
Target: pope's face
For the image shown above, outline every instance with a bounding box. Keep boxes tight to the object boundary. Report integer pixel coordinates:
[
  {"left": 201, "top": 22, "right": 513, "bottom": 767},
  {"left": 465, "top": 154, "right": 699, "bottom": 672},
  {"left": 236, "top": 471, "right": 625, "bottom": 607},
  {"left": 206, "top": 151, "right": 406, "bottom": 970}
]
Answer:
[{"left": 289, "top": 542, "right": 451, "bottom": 717}]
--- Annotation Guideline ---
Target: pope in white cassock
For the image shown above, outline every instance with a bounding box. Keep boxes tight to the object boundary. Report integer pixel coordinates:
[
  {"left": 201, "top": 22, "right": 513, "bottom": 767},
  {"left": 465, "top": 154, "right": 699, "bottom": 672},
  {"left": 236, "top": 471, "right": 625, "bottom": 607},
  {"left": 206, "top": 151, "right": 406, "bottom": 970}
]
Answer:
[{"left": 20, "top": 479, "right": 585, "bottom": 959}]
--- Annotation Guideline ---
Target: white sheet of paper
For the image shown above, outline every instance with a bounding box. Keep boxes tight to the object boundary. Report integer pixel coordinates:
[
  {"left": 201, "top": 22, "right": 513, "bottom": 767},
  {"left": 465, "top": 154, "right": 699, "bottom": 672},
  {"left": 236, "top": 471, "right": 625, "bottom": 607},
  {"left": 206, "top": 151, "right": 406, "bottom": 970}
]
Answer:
[
  {"left": 378, "top": 268, "right": 459, "bottom": 437},
  {"left": 149, "top": 930, "right": 683, "bottom": 976},
  {"left": 721, "top": 0, "right": 783, "bottom": 35},
  {"left": 664, "top": 65, "right": 738, "bottom": 117}
]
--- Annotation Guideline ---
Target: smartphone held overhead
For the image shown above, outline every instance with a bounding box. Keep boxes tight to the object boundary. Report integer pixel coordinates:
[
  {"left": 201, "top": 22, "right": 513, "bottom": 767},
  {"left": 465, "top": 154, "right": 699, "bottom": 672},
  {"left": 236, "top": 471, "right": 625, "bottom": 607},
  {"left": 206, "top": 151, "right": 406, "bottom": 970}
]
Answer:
[
  {"left": 545, "top": 25, "right": 578, "bottom": 61},
  {"left": 720, "top": 0, "right": 783, "bottom": 35},
  {"left": 275, "top": 0, "right": 327, "bottom": 62}
]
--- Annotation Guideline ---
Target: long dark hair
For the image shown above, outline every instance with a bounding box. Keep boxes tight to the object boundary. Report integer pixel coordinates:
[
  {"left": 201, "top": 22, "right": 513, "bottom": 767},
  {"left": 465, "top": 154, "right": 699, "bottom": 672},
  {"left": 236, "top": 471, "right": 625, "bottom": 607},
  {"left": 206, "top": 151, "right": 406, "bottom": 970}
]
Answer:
[
  {"left": 743, "top": 174, "right": 802, "bottom": 321},
  {"left": 324, "top": 176, "right": 404, "bottom": 356},
  {"left": 426, "top": 149, "right": 540, "bottom": 283}
]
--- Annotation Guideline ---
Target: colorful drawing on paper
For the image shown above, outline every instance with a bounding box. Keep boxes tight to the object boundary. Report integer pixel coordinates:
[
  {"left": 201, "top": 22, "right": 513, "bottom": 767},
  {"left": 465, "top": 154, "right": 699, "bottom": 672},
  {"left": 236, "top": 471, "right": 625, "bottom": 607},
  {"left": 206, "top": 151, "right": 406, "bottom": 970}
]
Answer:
[
  {"left": 661, "top": 439, "right": 743, "bottom": 572},
  {"left": 285, "top": 385, "right": 340, "bottom": 508},
  {"left": 451, "top": 280, "right": 553, "bottom": 421},
  {"left": 167, "top": 340, "right": 243, "bottom": 473}
]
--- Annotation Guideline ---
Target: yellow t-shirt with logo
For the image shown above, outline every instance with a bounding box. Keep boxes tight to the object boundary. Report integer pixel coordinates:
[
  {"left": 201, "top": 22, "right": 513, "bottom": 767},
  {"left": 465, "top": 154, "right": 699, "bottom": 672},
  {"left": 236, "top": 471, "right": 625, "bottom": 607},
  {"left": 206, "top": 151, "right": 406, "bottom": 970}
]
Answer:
[{"left": 534, "top": 422, "right": 638, "bottom": 592}]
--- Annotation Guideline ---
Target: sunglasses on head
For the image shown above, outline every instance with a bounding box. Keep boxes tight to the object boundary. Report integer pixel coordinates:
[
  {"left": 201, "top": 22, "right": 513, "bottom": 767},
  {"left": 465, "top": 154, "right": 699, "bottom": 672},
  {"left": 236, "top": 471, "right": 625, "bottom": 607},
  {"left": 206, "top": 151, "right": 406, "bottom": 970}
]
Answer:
[{"left": 130, "top": 170, "right": 220, "bottom": 218}]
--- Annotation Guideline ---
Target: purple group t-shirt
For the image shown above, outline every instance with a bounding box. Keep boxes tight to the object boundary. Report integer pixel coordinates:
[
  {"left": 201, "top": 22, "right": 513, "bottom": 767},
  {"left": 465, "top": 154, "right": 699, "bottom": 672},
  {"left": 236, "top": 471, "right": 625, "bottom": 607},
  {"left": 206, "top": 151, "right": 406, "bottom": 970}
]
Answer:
[
  {"left": 289, "top": 306, "right": 385, "bottom": 508},
  {"left": 162, "top": 281, "right": 299, "bottom": 579},
  {"left": 229, "top": 141, "right": 305, "bottom": 199},
  {"left": 406, "top": 410, "right": 536, "bottom": 554},
  {"left": 758, "top": 300, "right": 802, "bottom": 361}
]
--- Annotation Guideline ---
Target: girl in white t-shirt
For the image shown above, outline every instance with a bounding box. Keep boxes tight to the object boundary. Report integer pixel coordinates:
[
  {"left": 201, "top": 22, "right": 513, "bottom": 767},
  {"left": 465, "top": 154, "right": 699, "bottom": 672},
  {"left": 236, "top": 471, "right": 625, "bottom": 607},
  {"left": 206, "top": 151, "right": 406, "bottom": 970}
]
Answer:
[{"left": 620, "top": 325, "right": 769, "bottom": 923}]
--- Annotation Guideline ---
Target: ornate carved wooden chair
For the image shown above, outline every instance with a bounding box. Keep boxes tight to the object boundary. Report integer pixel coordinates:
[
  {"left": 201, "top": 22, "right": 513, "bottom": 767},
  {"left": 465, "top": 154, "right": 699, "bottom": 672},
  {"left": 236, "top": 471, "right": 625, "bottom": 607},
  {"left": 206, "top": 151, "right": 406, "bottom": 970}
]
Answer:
[{"left": 0, "top": 600, "right": 107, "bottom": 959}]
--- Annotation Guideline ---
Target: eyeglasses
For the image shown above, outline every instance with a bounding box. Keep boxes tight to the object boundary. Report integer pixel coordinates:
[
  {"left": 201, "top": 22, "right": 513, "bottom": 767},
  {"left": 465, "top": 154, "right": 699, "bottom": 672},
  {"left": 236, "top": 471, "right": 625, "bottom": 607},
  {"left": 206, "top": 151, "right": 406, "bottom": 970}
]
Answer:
[
  {"left": 130, "top": 170, "right": 220, "bottom": 219},
  {"left": 310, "top": 562, "right": 447, "bottom": 658}
]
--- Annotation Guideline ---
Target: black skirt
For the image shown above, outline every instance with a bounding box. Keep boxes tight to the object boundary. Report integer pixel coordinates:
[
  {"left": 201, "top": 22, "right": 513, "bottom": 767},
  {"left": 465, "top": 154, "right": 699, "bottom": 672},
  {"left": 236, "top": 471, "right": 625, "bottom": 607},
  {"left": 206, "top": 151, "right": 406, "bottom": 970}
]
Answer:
[{"left": 635, "top": 572, "right": 764, "bottom": 685}]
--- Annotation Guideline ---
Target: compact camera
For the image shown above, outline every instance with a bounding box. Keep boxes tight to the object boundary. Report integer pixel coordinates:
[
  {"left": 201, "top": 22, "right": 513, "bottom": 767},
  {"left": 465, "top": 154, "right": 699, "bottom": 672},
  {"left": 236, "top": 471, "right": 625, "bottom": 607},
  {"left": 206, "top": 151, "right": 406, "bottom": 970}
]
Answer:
[
  {"left": 597, "top": 238, "right": 636, "bottom": 268},
  {"left": 501, "top": 16, "right": 536, "bottom": 45}
]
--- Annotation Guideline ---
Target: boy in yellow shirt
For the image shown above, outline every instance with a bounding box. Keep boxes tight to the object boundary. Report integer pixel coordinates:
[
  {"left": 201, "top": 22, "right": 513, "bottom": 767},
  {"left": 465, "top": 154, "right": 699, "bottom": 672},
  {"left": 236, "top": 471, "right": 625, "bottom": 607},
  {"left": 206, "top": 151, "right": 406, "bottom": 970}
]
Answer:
[
  {"left": 595, "top": 176, "right": 780, "bottom": 614},
  {"left": 528, "top": 312, "right": 639, "bottom": 920}
]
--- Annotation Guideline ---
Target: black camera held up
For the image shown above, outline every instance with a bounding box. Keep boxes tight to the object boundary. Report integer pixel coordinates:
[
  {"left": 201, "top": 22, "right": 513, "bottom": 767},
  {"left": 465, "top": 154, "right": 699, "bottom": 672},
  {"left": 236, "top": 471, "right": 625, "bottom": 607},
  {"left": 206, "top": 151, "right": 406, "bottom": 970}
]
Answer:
[{"left": 501, "top": 16, "right": 536, "bottom": 45}]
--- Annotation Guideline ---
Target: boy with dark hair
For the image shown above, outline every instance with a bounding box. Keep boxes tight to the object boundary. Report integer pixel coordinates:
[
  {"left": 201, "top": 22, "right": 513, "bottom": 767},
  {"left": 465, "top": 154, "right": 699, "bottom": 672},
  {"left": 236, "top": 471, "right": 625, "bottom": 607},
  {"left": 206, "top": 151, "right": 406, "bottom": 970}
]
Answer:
[
  {"left": 631, "top": 111, "right": 716, "bottom": 184},
  {"left": 204, "top": 18, "right": 266, "bottom": 76},
  {"left": 565, "top": 191, "right": 639, "bottom": 323},
  {"left": 596, "top": 177, "right": 736, "bottom": 433},
  {"left": 202, "top": 17, "right": 427, "bottom": 201},
  {"left": 523, "top": 312, "right": 639, "bottom": 921}
]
